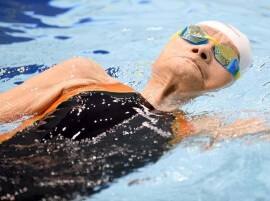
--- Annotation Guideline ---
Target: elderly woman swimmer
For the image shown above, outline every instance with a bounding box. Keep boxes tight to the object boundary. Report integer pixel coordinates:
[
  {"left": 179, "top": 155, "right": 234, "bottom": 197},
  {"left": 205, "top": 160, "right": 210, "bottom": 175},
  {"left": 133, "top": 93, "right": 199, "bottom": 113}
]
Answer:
[
  {"left": 1, "top": 20, "right": 268, "bottom": 201},
  {"left": 0, "top": 20, "right": 263, "bottom": 144}
]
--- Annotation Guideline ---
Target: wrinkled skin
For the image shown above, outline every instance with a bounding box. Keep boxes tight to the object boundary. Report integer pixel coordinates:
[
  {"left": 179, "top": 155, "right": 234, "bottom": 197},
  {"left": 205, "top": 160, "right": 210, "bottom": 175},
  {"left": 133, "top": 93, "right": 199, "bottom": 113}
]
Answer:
[{"left": 142, "top": 25, "right": 238, "bottom": 111}]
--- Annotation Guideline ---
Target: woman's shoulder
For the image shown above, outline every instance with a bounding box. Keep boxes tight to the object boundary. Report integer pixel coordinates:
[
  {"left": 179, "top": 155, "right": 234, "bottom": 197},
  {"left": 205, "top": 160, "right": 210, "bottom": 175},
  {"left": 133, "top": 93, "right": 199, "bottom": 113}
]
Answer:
[{"left": 59, "top": 57, "right": 115, "bottom": 83}]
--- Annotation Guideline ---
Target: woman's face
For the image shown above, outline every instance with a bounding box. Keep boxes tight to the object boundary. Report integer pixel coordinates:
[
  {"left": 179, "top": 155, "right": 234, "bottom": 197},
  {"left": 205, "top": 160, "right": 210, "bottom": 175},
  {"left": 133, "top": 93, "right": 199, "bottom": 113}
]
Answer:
[{"left": 152, "top": 25, "right": 239, "bottom": 98}]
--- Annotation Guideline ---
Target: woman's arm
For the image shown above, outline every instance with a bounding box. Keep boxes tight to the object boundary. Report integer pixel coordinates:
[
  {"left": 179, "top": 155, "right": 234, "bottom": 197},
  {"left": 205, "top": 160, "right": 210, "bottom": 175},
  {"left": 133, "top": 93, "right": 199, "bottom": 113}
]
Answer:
[
  {"left": 172, "top": 112, "right": 268, "bottom": 145},
  {"left": 0, "top": 57, "right": 118, "bottom": 122},
  {"left": 191, "top": 115, "right": 268, "bottom": 144}
]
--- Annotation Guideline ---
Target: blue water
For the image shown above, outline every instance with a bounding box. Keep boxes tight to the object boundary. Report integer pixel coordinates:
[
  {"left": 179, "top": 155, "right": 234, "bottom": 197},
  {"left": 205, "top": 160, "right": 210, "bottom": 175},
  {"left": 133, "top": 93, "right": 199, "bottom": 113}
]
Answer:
[{"left": 1, "top": 0, "right": 270, "bottom": 200}]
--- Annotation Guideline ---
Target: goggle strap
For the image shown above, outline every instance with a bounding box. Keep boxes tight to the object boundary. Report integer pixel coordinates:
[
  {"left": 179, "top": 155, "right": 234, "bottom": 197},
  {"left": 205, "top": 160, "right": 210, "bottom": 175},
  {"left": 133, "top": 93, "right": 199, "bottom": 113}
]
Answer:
[
  {"left": 170, "top": 32, "right": 178, "bottom": 40},
  {"left": 234, "top": 71, "right": 240, "bottom": 79}
]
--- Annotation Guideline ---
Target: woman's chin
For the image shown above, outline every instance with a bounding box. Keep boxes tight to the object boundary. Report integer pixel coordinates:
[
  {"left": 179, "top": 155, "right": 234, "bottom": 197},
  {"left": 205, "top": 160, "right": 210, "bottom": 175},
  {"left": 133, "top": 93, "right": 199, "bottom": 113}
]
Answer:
[
  {"left": 176, "top": 59, "right": 203, "bottom": 79},
  {"left": 174, "top": 70, "right": 204, "bottom": 93}
]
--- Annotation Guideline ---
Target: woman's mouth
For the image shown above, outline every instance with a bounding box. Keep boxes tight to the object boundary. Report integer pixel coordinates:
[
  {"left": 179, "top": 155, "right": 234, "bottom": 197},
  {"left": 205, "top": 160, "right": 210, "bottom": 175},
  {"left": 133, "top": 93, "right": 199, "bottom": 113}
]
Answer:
[{"left": 181, "top": 56, "right": 205, "bottom": 79}]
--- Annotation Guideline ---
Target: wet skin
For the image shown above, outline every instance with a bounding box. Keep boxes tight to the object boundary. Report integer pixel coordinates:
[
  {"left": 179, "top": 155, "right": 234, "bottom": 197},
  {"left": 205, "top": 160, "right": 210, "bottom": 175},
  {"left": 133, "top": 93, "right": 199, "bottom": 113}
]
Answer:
[{"left": 142, "top": 25, "right": 239, "bottom": 111}]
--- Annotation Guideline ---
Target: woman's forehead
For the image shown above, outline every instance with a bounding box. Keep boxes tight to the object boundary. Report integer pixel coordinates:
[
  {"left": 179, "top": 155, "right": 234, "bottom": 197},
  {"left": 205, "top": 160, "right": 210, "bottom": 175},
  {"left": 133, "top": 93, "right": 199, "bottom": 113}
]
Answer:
[{"left": 199, "top": 25, "right": 240, "bottom": 56}]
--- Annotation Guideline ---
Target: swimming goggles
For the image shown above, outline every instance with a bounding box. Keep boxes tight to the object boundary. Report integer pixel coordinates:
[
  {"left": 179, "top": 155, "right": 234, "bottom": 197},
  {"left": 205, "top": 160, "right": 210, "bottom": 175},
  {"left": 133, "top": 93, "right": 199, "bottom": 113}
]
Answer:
[{"left": 178, "top": 25, "right": 240, "bottom": 78}]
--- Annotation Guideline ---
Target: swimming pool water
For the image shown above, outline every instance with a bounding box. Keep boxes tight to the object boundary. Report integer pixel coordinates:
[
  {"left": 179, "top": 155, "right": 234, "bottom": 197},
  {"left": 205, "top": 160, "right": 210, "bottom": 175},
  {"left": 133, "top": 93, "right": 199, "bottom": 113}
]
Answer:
[{"left": 1, "top": 0, "right": 270, "bottom": 200}]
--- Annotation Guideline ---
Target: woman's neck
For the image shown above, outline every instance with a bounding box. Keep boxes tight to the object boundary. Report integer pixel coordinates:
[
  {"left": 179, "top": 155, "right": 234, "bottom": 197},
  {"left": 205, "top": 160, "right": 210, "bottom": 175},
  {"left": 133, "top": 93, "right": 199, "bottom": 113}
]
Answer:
[{"left": 141, "top": 76, "right": 188, "bottom": 112}]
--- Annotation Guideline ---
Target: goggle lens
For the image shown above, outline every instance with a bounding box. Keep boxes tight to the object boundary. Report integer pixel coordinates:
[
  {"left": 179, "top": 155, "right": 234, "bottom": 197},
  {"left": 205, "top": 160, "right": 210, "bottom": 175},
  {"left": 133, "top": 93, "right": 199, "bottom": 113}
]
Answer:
[
  {"left": 214, "top": 44, "right": 238, "bottom": 66},
  {"left": 180, "top": 26, "right": 208, "bottom": 45}
]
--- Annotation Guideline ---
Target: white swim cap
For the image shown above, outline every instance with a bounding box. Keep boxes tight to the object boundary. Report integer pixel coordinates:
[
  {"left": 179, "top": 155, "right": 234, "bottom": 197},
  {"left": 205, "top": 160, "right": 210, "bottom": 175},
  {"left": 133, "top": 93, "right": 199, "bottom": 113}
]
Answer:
[{"left": 197, "top": 21, "right": 252, "bottom": 75}]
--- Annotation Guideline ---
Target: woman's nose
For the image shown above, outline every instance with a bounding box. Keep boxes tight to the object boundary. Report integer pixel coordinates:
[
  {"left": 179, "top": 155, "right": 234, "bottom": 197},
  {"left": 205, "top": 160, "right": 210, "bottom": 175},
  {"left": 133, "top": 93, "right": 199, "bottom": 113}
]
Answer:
[{"left": 191, "top": 46, "right": 212, "bottom": 63}]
